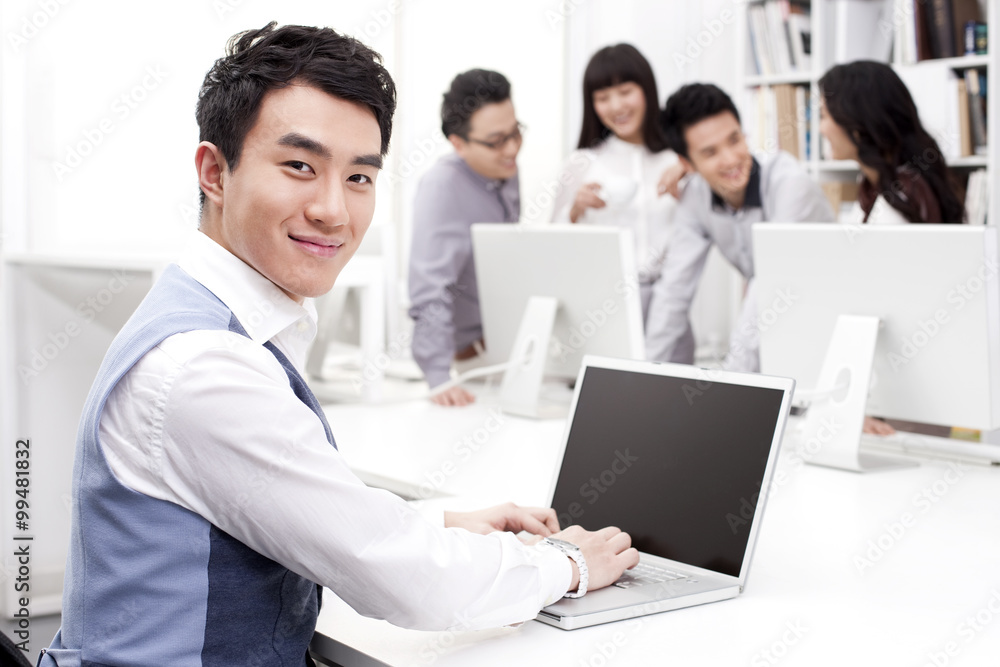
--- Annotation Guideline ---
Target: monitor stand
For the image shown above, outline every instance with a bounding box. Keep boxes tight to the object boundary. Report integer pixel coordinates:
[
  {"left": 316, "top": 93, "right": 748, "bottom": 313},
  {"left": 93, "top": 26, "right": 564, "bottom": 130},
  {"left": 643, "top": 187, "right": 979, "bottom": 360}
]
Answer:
[
  {"left": 799, "top": 314, "right": 917, "bottom": 473},
  {"left": 498, "top": 296, "right": 570, "bottom": 419}
]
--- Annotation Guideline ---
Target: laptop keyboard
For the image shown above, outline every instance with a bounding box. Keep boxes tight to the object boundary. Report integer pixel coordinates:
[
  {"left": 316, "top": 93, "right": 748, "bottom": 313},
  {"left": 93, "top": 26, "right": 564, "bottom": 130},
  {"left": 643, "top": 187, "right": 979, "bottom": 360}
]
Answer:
[{"left": 613, "top": 562, "right": 688, "bottom": 589}]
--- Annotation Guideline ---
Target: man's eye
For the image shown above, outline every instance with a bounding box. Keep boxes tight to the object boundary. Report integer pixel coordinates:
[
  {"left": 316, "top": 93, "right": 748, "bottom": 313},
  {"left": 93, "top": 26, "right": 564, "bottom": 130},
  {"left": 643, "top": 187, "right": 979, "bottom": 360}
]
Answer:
[
  {"left": 286, "top": 161, "right": 314, "bottom": 173},
  {"left": 349, "top": 174, "right": 372, "bottom": 185}
]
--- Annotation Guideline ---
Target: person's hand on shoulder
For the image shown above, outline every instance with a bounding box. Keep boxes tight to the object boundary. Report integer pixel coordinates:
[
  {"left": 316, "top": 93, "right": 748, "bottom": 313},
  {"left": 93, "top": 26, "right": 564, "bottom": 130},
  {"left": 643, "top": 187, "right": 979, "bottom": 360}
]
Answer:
[
  {"left": 570, "top": 182, "right": 606, "bottom": 222},
  {"left": 431, "top": 385, "right": 476, "bottom": 407},
  {"left": 657, "top": 162, "right": 689, "bottom": 200},
  {"left": 551, "top": 524, "right": 639, "bottom": 594},
  {"left": 444, "top": 502, "right": 560, "bottom": 537}
]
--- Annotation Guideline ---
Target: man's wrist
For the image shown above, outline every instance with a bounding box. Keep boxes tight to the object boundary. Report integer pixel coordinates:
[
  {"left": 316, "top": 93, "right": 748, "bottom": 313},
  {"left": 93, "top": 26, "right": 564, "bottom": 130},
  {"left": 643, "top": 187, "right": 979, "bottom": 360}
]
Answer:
[{"left": 542, "top": 537, "right": 588, "bottom": 598}]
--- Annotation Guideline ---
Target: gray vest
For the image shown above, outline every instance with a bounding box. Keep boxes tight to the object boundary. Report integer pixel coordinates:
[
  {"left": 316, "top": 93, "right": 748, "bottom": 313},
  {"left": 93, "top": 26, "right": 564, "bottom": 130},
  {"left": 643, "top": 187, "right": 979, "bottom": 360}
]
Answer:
[{"left": 41, "top": 264, "right": 334, "bottom": 666}]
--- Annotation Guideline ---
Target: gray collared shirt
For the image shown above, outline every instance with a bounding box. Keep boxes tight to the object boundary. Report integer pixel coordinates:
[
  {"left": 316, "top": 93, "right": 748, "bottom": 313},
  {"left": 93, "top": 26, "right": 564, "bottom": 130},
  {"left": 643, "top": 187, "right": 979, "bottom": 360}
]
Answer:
[
  {"left": 645, "top": 152, "right": 834, "bottom": 363},
  {"left": 408, "top": 153, "right": 520, "bottom": 387}
]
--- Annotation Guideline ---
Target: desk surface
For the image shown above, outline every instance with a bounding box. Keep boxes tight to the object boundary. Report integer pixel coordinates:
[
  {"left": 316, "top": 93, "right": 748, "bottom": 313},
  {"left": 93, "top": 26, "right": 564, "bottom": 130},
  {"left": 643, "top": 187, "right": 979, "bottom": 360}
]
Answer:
[{"left": 318, "top": 390, "right": 1000, "bottom": 666}]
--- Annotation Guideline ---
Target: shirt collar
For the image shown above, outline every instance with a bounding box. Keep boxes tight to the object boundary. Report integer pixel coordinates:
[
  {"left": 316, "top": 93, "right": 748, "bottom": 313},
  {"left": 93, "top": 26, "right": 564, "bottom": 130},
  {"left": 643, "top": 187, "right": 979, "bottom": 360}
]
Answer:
[
  {"left": 452, "top": 153, "right": 513, "bottom": 192},
  {"left": 711, "top": 157, "right": 763, "bottom": 212},
  {"left": 176, "top": 231, "right": 317, "bottom": 345}
]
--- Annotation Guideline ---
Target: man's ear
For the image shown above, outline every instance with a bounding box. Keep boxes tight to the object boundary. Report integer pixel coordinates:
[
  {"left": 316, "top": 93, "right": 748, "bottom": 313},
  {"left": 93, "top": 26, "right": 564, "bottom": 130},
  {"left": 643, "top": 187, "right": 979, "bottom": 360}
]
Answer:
[
  {"left": 195, "top": 142, "right": 227, "bottom": 209},
  {"left": 447, "top": 133, "right": 467, "bottom": 155},
  {"left": 678, "top": 155, "right": 695, "bottom": 174}
]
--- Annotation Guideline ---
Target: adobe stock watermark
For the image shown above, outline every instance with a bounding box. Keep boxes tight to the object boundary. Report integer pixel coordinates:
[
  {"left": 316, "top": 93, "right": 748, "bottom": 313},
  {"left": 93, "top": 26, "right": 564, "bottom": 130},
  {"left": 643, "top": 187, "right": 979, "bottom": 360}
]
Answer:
[
  {"left": 725, "top": 470, "right": 788, "bottom": 535},
  {"left": 412, "top": 610, "right": 474, "bottom": 666},
  {"left": 575, "top": 618, "right": 645, "bottom": 667},
  {"left": 212, "top": 0, "right": 247, "bottom": 20},
  {"left": 853, "top": 461, "right": 969, "bottom": 573},
  {"left": 6, "top": 0, "right": 73, "bottom": 53},
  {"left": 921, "top": 587, "right": 1000, "bottom": 667},
  {"left": 17, "top": 270, "right": 134, "bottom": 385},
  {"left": 556, "top": 448, "right": 639, "bottom": 528},
  {"left": 544, "top": 0, "right": 586, "bottom": 30},
  {"left": 750, "top": 619, "right": 809, "bottom": 666},
  {"left": 216, "top": 436, "right": 310, "bottom": 531},
  {"left": 521, "top": 152, "right": 593, "bottom": 223},
  {"left": 672, "top": 6, "right": 738, "bottom": 72},
  {"left": 414, "top": 408, "right": 507, "bottom": 500},
  {"left": 350, "top": 0, "right": 404, "bottom": 43},
  {"left": 381, "top": 134, "right": 448, "bottom": 188},
  {"left": 52, "top": 65, "right": 168, "bottom": 182},
  {"left": 886, "top": 256, "right": 1000, "bottom": 372}
]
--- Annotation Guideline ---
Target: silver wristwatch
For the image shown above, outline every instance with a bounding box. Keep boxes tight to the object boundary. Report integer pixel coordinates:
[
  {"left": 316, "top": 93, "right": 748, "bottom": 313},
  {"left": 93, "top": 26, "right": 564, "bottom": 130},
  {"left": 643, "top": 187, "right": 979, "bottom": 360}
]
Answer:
[{"left": 542, "top": 537, "right": 588, "bottom": 598}]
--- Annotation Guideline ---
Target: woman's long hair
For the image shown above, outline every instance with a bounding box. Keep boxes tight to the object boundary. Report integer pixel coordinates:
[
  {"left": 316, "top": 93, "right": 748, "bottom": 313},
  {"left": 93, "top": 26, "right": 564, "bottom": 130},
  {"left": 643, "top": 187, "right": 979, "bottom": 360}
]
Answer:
[
  {"left": 819, "top": 60, "right": 964, "bottom": 223},
  {"left": 577, "top": 43, "right": 666, "bottom": 152}
]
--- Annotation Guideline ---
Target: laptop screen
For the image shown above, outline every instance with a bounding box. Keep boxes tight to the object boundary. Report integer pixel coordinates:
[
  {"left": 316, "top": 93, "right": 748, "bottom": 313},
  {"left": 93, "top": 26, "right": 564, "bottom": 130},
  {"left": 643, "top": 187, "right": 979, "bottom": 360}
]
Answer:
[{"left": 550, "top": 365, "right": 786, "bottom": 578}]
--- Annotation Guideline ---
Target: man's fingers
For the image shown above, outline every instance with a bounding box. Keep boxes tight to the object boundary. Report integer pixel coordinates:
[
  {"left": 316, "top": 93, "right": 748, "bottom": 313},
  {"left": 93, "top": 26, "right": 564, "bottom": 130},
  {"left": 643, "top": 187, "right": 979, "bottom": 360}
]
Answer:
[
  {"left": 619, "top": 547, "right": 641, "bottom": 569},
  {"left": 606, "top": 529, "right": 632, "bottom": 553},
  {"left": 595, "top": 525, "right": 623, "bottom": 540}
]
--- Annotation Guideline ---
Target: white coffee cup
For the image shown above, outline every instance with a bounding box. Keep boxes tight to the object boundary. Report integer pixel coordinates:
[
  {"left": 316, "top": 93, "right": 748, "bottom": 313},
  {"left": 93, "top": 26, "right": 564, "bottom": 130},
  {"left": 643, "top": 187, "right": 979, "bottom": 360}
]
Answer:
[{"left": 598, "top": 176, "right": 638, "bottom": 207}]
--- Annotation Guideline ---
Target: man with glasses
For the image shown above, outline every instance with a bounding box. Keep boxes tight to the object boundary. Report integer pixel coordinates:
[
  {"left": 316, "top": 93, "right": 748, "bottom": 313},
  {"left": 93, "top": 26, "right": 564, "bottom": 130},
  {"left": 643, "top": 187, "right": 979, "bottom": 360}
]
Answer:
[{"left": 409, "top": 69, "right": 523, "bottom": 406}]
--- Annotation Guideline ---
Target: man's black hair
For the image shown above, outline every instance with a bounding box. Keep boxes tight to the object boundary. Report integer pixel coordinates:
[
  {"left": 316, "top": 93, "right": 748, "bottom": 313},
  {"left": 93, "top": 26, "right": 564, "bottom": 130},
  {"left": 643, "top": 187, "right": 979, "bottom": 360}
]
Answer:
[
  {"left": 196, "top": 22, "right": 397, "bottom": 205},
  {"left": 440, "top": 69, "right": 511, "bottom": 139},
  {"left": 661, "top": 83, "right": 740, "bottom": 159}
]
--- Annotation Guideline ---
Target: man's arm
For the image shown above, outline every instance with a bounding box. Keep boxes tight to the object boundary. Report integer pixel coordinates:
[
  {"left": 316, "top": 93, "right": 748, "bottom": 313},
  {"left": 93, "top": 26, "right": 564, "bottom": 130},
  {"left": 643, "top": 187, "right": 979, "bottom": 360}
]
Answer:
[
  {"left": 101, "top": 332, "right": 632, "bottom": 630},
  {"left": 768, "top": 153, "right": 836, "bottom": 223},
  {"left": 644, "top": 199, "right": 713, "bottom": 362},
  {"left": 408, "top": 173, "right": 472, "bottom": 389}
]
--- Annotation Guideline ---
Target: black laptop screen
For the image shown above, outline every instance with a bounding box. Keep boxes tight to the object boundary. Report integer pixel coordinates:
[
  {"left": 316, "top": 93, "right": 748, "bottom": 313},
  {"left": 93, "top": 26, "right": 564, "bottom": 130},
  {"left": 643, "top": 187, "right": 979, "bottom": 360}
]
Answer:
[{"left": 550, "top": 366, "right": 786, "bottom": 578}]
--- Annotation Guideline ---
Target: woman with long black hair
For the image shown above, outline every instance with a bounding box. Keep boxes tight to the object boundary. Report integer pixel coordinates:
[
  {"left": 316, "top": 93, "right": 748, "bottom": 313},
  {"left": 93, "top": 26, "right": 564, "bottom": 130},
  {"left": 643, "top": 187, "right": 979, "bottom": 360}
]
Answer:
[
  {"left": 552, "top": 44, "right": 687, "bottom": 344},
  {"left": 818, "top": 60, "right": 965, "bottom": 224}
]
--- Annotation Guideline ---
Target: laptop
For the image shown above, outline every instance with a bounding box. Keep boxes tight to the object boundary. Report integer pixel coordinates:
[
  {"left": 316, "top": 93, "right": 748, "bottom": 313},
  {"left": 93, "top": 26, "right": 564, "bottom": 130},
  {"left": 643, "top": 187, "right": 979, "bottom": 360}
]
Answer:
[{"left": 536, "top": 356, "right": 795, "bottom": 630}]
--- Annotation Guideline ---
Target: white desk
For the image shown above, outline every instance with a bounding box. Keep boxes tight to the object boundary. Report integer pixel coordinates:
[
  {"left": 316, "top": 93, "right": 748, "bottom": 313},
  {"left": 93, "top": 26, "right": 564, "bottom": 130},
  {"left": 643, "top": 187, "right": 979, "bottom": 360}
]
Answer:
[{"left": 316, "top": 392, "right": 1000, "bottom": 666}]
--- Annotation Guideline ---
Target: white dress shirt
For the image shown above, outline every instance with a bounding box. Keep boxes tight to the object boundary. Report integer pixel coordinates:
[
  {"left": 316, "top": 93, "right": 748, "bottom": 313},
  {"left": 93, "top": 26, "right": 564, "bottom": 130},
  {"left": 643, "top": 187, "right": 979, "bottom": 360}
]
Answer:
[
  {"left": 551, "top": 135, "right": 680, "bottom": 283},
  {"left": 99, "top": 231, "right": 571, "bottom": 631}
]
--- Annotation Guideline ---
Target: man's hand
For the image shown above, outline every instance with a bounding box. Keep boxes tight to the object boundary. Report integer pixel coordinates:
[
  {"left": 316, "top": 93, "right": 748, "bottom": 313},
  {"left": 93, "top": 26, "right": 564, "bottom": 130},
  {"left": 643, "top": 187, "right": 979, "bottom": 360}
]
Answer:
[
  {"left": 431, "top": 385, "right": 476, "bottom": 407},
  {"left": 552, "top": 525, "right": 639, "bottom": 594},
  {"left": 657, "top": 162, "right": 689, "bottom": 199},
  {"left": 863, "top": 416, "right": 896, "bottom": 436},
  {"left": 444, "top": 502, "right": 560, "bottom": 537},
  {"left": 569, "top": 183, "right": 606, "bottom": 222}
]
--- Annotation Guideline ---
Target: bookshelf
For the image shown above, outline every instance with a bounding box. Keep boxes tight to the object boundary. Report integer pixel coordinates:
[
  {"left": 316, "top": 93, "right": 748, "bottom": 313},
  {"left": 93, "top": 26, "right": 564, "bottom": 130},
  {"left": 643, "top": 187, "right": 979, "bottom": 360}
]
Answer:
[{"left": 736, "top": 0, "right": 995, "bottom": 225}]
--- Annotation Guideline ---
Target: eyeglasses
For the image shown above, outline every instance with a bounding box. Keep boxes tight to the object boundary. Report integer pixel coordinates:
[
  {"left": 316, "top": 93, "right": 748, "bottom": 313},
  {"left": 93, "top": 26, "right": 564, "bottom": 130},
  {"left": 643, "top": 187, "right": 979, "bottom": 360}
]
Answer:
[{"left": 466, "top": 123, "right": 525, "bottom": 151}]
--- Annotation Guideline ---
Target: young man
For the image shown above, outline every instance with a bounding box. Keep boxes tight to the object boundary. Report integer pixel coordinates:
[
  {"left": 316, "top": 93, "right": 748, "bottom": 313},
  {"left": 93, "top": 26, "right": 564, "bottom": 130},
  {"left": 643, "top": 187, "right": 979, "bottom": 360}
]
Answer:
[
  {"left": 408, "top": 69, "right": 522, "bottom": 407},
  {"left": 645, "top": 83, "right": 834, "bottom": 370},
  {"left": 41, "top": 25, "right": 636, "bottom": 666}
]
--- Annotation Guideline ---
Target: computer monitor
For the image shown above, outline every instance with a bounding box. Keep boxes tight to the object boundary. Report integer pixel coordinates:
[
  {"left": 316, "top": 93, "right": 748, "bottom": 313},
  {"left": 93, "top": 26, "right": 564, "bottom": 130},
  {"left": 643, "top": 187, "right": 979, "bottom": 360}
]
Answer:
[
  {"left": 753, "top": 223, "right": 1000, "bottom": 471},
  {"left": 472, "top": 224, "right": 645, "bottom": 417}
]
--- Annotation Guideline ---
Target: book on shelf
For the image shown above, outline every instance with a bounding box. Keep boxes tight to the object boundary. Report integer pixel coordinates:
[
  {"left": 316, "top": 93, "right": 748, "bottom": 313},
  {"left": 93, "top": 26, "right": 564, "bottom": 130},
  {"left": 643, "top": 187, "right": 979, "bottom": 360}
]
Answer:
[
  {"left": 747, "top": 0, "right": 812, "bottom": 76},
  {"left": 898, "top": 0, "right": 985, "bottom": 62},
  {"left": 957, "top": 77, "right": 973, "bottom": 156},
  {"left": 744, "top": 84, "right": 809, "bottom": 162},
  {"left": 834, "top": 0, "right": 894, "bottom": 63},
  {"left": 963, "top": 168, "right": 989, "bottom": 224},
  {"left": 964, "top": 68, "right": 988, "bottom": 155}
]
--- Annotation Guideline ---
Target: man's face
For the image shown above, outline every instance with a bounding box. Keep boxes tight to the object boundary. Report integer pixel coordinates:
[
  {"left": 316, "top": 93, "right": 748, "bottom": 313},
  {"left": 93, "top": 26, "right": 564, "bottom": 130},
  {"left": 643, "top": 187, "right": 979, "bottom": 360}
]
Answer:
[
  {"left": 680, "top": 111, "right": 753, "bottom": 207},
  {"left": 201, "top": 84, "right": 382, "bottom": 302},
  {"left": 451, "top": 98, "right": 521, "bottom": 181}
]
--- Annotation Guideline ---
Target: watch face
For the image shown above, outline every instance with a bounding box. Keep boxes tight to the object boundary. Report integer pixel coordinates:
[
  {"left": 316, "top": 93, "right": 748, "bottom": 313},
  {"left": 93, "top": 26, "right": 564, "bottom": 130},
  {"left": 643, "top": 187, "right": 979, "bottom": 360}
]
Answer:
[{"left": 546, "top": 538, "right": 575, "bottom": 551}]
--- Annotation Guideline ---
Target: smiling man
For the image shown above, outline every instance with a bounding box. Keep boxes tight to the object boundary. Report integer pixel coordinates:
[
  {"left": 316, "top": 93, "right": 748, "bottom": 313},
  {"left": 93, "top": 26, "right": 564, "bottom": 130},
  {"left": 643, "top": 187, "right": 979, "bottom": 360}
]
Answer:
[
  {"left": 408, "top": 69, "right": 522, "bottom": 407},
  {"left": 644, "top": 83, "right": 833, "bottom": 370},
  {"left": 41, "top": 25, "right": 637, "bottom": 667}
]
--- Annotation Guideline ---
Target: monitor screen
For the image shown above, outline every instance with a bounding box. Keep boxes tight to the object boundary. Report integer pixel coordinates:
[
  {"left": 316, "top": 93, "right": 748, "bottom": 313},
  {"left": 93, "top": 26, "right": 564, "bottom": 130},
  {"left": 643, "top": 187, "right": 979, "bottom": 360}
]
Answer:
[
  {"left": 472, "top": 224, "right": 645, "bottom": 380},
  {"left": 754, "top": 224, "right": 1000, "bottom": 431},
  {"left": 549, "top": 365, "right": 786, "bottom": 578}
]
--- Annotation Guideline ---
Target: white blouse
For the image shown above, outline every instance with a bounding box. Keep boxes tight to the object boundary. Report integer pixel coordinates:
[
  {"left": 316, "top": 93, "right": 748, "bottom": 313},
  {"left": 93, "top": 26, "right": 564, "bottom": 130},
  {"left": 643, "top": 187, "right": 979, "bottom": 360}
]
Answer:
[{"left": 552, "top": 136, "right": 680, "bottom": 283}]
